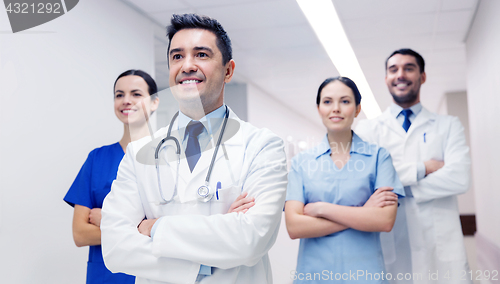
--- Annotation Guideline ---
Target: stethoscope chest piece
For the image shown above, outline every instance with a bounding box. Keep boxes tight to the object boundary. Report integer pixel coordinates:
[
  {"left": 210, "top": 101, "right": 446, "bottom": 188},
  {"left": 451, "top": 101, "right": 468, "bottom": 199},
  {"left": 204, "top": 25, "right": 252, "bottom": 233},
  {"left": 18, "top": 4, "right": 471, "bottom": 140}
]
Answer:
[
  {"left": 197, "top": 184, "right": 213, "bottom": 202},
  {"left": 155, "top": 106, "right": 229, "bottom": 204}
]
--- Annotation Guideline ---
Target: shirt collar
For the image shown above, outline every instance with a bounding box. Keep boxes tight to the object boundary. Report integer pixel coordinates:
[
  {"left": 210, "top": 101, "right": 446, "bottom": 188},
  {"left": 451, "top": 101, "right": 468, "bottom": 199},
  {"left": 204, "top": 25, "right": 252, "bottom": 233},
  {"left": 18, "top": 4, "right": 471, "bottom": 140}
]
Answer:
[
  {"left": 314, "top": 131, "right": 373, "bottom": 159},
  {"left": 314, "top": 135, "right": 331, "bottom": 159},
  {"left": 350, "top": 132, "right": 373, "bottom": 155},
  {"left": 390, "top": 102, "right": 422, "bottom": 118},
  {"left": 177, "top": 104, "right": 227, "bottom": 139}
]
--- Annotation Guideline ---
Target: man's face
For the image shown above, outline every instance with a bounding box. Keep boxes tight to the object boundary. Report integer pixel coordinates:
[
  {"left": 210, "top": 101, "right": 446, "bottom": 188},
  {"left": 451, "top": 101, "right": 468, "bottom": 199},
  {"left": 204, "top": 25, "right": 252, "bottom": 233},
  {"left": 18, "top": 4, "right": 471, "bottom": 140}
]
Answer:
[
  {"left": 385, "top": 54, "right": 426, "bottom": 107},
  {"left": 168, "top": 28, "right": 234, "bottom": 116}
]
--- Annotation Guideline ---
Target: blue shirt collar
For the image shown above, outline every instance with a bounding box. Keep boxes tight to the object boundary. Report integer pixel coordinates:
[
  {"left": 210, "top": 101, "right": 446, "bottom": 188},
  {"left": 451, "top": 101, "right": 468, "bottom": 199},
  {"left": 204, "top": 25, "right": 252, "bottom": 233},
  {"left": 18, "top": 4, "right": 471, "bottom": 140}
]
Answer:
[
  {"left": 390, "top": 102, "right": 422, "bottom": 118},
  {"left": 177, "top": 104, "right": 227, "bottom": 139},
  {"left": 314, "top": 131, "right": 373, "bottom": 159}
]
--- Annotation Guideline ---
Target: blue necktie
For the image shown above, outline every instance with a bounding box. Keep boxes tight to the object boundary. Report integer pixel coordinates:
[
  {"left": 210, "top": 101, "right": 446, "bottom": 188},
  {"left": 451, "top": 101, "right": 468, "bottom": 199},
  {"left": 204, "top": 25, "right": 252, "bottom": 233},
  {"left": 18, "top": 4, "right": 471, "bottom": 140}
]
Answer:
[
  {"left": 401, "top": 109, "right": 413, "bottom": 132},
  {"left": 185, "top": 120, "right": 205, "bottom": 172}
]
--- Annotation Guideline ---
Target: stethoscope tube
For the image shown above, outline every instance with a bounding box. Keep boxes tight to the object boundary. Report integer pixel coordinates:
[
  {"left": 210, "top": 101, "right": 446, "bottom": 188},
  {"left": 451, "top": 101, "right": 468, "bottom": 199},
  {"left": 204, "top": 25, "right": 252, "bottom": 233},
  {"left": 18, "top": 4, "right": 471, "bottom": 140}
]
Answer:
[
  {"left": 205, "top": 106, "right": 229, "bottom": 184},
  {"left": 154, "top": 106, "right": 229, "bottom": 203},
  {"left": 155, "top": 112, "right": 180, "bottom": 160},
  {"left": 155, "top": 112, "right": 181, "bottom": 204}
]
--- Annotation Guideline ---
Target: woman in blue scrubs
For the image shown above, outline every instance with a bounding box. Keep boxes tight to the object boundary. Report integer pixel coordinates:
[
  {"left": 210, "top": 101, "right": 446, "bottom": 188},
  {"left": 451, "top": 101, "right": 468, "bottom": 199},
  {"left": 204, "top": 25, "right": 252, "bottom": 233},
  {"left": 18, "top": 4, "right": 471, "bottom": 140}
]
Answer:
[
  {"left": 64, "top": 70, "right": 159, "bottom": 284},
  {"left": 285, "top": 77, "right": 404, "bottom": 283}
]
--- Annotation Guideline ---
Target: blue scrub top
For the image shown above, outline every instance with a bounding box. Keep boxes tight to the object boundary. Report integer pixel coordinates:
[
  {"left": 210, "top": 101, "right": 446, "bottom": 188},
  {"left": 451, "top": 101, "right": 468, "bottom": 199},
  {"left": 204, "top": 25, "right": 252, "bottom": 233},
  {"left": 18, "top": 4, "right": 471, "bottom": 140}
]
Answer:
[
  {"left": 286, "top": 132, "right": 404, "bottom": 283},
  {"left": 64, "top": 142, "right": 135, "bottom": 284}
]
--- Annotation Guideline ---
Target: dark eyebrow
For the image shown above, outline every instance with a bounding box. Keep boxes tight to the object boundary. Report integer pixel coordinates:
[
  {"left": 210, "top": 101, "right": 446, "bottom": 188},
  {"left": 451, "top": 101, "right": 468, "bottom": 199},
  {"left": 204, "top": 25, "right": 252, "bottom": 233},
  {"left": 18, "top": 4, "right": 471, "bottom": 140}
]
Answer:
[
  {"left": 404, "top": 63, "right": 417, "bottom": 68},
  {"left": 388, "top": 63, "right": 417, "bottom": 69},
  {"left": 194, "top": 46, "right": 213, "bottom": 53},
  {"left": 115, "top": 89, "right": 143, "bottom": 94},
  {"left": 169, "top": 47, "right": 183, "bottom": 56},
  {"left": 340, "top": 96, "right": 352, "bottom": 99}
]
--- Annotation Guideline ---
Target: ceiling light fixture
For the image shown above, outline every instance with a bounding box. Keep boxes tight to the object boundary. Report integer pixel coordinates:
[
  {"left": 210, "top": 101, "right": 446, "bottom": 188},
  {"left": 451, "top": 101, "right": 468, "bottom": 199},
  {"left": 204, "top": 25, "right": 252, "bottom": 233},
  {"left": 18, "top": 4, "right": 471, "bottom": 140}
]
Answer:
[{"left": 296, "top": 0, "right": 381, "bottom": 119}]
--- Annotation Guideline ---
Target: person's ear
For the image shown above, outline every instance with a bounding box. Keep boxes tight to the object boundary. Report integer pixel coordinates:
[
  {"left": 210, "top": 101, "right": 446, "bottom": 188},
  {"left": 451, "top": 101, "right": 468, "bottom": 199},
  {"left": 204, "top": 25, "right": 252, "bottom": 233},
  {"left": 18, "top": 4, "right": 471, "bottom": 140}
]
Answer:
[
  {"left": 355, "top": 104, "right": 361, "bottom": 117},
  {"left": 224, "top": 60, "right": 235, "bottom": 83},
  {"left": 420, "top": 71, "right": 426, "bottom": 84},
  {"left": 150, "top": 96, "right": 160, "bottom": 113}
]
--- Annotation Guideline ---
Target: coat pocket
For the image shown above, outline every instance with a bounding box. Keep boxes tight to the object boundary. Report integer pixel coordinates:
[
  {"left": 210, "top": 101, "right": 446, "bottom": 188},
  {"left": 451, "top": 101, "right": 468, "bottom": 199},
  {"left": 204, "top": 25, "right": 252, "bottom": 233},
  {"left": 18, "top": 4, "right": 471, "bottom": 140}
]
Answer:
[
  {"left": 210, "top": 185, "right": 242, "bottom": 214},
  {"left": 419, "top": 131, "right": 445, "bottom": 161}
]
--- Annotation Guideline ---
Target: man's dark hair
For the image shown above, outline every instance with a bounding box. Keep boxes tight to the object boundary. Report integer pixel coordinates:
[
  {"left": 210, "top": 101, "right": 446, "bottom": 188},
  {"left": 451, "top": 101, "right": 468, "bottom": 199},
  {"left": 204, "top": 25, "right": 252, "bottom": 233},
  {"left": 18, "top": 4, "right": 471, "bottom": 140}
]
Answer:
[
  {"left": 167, "top": 13, "right": 232, "bottom": 66},
  {"left": 385, "top": 48, "right": 425, "bottom": 73},
  {"left": 316, "top": 76, "right": 362, "bottom": 106}
]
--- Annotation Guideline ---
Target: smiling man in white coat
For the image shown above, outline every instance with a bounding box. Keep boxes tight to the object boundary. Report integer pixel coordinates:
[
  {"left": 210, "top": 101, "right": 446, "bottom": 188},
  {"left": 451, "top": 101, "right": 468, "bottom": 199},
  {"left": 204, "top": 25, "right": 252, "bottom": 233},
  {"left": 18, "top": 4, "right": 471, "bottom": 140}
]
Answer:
[
  {"left": 356, "top": 49, "right": 471, "bottom": 283},
  {"left": 100, "top": 14, "right": 287, "bottom": 284}
]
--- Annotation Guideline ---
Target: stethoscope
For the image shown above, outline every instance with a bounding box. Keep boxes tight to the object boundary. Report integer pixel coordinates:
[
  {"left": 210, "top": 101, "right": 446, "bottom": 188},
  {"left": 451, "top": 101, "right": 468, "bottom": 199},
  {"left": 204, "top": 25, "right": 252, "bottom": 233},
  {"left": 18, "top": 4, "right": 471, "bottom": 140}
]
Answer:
[{"left": 154, "top": 106, "right": 230, "bottom": 204}]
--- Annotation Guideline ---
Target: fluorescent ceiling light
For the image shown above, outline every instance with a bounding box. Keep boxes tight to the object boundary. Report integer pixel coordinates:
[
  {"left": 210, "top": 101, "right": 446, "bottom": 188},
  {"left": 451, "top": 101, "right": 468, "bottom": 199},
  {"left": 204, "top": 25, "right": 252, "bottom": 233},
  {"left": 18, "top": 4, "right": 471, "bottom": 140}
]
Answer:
[{"left": 296, "top": 0, "right": 381, "bottom": 119}]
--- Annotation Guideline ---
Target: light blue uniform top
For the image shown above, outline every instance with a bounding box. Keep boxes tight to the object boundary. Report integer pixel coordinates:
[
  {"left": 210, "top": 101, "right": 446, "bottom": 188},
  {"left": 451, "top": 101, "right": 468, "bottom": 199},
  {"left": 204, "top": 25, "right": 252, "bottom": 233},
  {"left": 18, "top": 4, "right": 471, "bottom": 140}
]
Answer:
[{"left": 286, "top": 132, "right": 404, "bottom": 283}]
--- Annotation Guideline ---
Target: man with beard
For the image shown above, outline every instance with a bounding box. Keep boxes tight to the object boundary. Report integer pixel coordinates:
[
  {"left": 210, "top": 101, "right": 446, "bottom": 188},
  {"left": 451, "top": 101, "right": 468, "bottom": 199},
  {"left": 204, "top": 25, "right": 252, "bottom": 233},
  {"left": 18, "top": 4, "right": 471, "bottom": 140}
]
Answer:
[{"left": 356, "top": 49, "right": 472, "bottom": 283}]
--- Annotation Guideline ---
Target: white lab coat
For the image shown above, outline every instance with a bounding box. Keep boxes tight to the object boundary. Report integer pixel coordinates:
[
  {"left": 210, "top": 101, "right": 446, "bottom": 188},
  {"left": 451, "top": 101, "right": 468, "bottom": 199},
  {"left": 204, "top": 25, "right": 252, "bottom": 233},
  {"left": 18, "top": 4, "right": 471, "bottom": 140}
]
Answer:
[
  {"left": 356, "top": 106, "right": 471, "bottom": 283},
  {"left": 101, "top": 110, "right": 287, "bottom": 284}
]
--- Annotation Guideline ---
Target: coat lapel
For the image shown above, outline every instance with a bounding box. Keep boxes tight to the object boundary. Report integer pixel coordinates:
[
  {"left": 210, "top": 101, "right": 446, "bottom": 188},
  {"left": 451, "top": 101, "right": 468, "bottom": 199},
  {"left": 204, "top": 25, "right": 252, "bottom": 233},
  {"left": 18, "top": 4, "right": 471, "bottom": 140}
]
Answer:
[
  {"left": 379, "top": 106, "right": 436, "bottom": 138},
  {"left": 182, "top": 108, "right": 244, "bottom": 201},
  {"left": 380, "top": 108, "right": 407, "bottom": 138},
  {"left": 407, "top": 107, "right": 436, "bottom": 135}
]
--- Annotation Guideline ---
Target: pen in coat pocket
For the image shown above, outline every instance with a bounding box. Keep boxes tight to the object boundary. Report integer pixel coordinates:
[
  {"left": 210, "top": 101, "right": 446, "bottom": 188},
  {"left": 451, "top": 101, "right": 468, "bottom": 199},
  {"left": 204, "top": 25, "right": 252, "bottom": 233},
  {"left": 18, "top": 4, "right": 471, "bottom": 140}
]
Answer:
[
  {"left": 424, "top": 133, "right": 426, "bottom": 143},
  {"left": 216, "top": 181, "right": 221, "bottom": 200}
]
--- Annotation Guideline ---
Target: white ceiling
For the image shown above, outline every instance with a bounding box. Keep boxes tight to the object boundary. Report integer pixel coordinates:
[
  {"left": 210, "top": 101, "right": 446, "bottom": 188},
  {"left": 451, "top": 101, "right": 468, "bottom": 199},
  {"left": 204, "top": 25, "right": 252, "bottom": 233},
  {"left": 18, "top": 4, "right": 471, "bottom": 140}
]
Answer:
[{"left": 123, "top": 0, "right": 478, "bottom": 126}]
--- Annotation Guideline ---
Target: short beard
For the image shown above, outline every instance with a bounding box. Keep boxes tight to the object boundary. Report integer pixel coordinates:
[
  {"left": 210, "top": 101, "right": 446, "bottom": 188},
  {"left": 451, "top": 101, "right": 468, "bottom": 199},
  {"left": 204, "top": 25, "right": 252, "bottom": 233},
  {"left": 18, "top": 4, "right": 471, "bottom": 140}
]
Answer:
[{"left": 390, "top": 89, "right": 418, "bottom": 105}]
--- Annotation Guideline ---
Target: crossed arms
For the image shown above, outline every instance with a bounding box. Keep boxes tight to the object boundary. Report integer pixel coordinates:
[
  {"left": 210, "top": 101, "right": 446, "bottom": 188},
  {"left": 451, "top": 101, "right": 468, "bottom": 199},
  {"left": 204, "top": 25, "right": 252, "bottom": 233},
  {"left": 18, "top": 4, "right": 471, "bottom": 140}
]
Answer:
[
  {"left": 100, "top": 133, "right": 287, "bottom": 283},
  {"left": 285, "top": 187, "right": 398, "bottom": 239}
]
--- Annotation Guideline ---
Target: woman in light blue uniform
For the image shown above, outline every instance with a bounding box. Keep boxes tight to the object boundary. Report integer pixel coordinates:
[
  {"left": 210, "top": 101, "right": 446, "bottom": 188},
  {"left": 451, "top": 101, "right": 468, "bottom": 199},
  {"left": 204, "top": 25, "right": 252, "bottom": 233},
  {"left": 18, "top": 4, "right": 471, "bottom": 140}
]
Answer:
[
  {"left": 285, "top": 77, "right": 404, "bottom": 283},
  {"left": 64, "top": 70, "right": 159, "bottom": 284}
]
